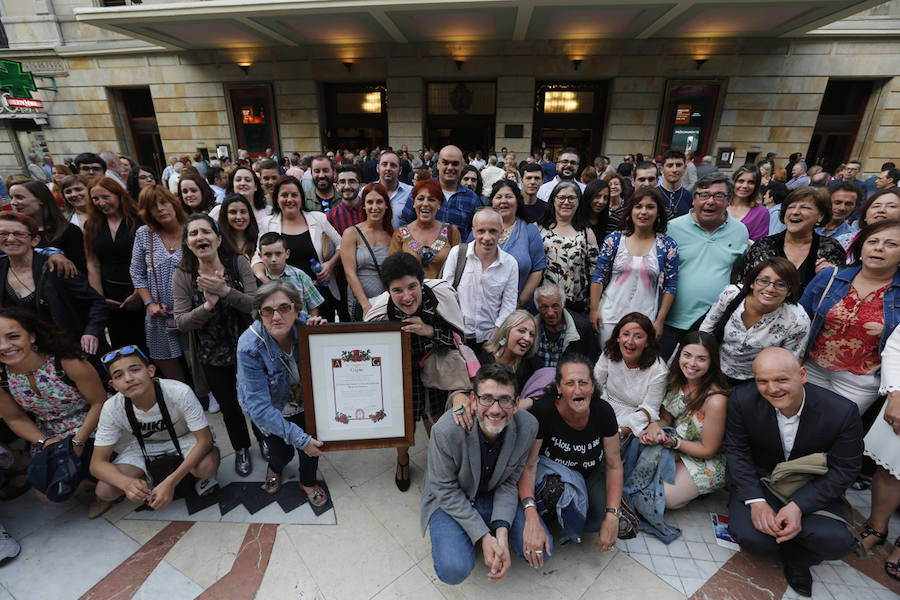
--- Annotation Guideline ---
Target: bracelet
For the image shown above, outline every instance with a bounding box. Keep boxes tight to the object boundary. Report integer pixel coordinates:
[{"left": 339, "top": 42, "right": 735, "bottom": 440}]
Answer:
[
  {"left": 72, "top": 439, "right": 86, "bottom": 447},
  {"left": 521, "top": 497, "right": 537, "bottom": 511},
  {"left": 144, "top": 299, "right": 155, "bottom": 306},
  {"left": 36, "top": 437, "right": 49, "bottom": 448}
]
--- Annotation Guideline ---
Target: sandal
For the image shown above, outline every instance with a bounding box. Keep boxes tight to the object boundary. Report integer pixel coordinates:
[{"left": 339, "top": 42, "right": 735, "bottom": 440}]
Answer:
[
  {"left": 395, "top": 458, "right": 410, "bottom": 492},
  {"left": 886, "top": 537, "right": 900, "bottom": 582},
  {"left": 264, "top": 472, "right": 282, "bottom": 495},
  {"left": 194, "top": 477, "right": 218, "bottom": 497},
  {"left": 304, "top": 483, "right": 328, "bottom": 508},
  {"left": 860, "top": 522, "right": 887, "bottom": 548}
]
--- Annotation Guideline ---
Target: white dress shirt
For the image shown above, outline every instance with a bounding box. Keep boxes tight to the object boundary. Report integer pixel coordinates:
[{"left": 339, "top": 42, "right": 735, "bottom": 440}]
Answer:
[
  {"left": 440, "top": 244, "right": 518, "bottom": 343},
  {"left": 745, "top": 392, "right": 806, "bottom": 505},
  {"left": 537, "top": 177, "right": 586, "bottom": 201}
]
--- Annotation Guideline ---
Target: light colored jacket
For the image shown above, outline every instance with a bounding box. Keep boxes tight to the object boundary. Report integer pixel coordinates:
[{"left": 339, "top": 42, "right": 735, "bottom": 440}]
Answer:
[
  {"left": 421, "top": 409, "right": 538, "bottom": 543},
  {"left": 253, "top": 211, "right": 343, "bottom": 299}
]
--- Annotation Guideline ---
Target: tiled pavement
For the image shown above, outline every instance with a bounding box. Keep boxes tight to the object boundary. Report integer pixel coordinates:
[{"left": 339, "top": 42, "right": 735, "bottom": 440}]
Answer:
[{"left": 1, "top": 413, "right": 899, "bottom": 599}]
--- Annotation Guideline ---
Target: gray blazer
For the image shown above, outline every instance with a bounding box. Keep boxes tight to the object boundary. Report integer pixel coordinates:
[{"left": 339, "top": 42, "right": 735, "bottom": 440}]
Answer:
[{"left": 420, "top": 409, "right": 538, "bottom": 543}]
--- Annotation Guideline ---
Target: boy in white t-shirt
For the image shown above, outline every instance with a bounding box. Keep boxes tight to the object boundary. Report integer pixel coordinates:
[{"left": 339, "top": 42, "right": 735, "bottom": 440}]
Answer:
[{"left": 89, "top": 346, "right": 220, "bottom": 510}]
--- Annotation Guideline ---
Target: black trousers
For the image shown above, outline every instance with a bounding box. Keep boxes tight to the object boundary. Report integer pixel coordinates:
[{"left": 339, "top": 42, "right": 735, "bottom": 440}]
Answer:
[
  {"left": 727, "top": 489, "right": 854, "bottom": 568},
  {"left": 265, "top": 412, "right": 319, "bottom": 487},
  {"left": 201, "top": 363, "right": 258, "bottom": 450}
]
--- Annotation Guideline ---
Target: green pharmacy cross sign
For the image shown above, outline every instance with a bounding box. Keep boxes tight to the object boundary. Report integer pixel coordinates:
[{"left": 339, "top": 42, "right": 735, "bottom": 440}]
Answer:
[{"left": 0, "top": 60, "right": 37, "bottom": 99}]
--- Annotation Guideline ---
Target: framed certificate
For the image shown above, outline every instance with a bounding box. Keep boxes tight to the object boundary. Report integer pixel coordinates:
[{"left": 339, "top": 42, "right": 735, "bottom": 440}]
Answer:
[{"left": 298, "top": 322, "right": 413, "bottom": 451}]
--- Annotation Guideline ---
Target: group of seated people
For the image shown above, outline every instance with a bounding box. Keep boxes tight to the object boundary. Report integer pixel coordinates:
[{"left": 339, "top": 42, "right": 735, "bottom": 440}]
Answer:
[{"left": 0, "top": 145, "right": 898, "bottom": 599}]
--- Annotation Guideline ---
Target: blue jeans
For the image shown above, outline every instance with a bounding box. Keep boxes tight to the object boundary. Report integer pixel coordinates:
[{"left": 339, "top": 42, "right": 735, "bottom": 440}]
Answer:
[{"left": 428, "top": 496, "right": 554, "bottom": 585}]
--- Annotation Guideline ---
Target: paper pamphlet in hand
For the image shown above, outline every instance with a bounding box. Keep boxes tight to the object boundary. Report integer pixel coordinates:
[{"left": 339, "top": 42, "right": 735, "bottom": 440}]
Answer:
[{"left": 710, "top": 512, "right": 740, "bottom": 551}]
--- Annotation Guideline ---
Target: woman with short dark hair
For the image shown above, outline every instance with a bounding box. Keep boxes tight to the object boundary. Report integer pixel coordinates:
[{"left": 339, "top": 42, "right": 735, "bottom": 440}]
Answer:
[{"left": 365, "top": 251, "right": 463, "bottom": 491}]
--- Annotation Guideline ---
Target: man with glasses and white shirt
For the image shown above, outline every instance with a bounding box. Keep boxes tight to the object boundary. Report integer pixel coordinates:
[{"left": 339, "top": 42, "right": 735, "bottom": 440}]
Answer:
[
  {"left": 660, "top": 172, "right": 749, "bottom": 358},
  {"left": 537, "top": 148, "right": 585, "bottom": 201}
]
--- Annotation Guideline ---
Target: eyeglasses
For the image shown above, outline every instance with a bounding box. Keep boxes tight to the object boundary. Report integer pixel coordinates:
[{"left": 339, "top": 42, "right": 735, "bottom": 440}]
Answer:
[
  {"left": 101, "top": 345, "right": 149, "bottom": 368},
  {"left": 754, "top": 278, "right": 789, "bottom": 292},
  {"left": 695, "top": 191, "right": 728, "bottom": 202},
  {"left": 0, "top": 231, "right": 31, "bottom": 240},
  {"left": 79, "top": 165, "right": 103, "bottom": 173},
  {"left": 260, "top": 302, "right": 295, "bottom": 318},
  {"left": 555, "top": 195, "right": 579, "bottom": 205},
  {"left": 475, "top": 394, "right": 516, "bottom": 410},
  {"left": 558, "top": 159, "right": 579, "bottom": 166}
]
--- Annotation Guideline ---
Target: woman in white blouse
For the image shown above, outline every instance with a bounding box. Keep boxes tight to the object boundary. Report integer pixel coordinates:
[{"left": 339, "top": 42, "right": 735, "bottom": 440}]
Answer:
[
  {"left": 252, "top": 175, "right": 342, "bottom": 321},
  {"left": 700, "top": 257, "right": 810, "bottom": 386},
  {"left": 857, "top": 325, "right": 900, "bottom": 580},
  {"left": 593, "top": 312, "right": 668, "bottom": 436}
]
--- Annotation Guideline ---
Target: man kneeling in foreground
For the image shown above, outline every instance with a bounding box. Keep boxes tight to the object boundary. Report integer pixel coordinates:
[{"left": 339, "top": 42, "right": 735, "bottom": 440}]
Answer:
[
  {"left": 90, "top": 346, "right": 220, "bottom": 510},
  {"left": 421, "top": 362, "right": 540, "bottom": 584},
  {"left": 723, "top": 348, "right": 862, "bottom": 597}
]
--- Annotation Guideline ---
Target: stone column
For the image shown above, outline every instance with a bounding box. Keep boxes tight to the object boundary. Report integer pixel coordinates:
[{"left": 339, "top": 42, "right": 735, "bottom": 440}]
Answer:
[
  {"left": 494, "top": 76, "right": 534, "bottom": 156},
  {"left": 386, "top": 77, "right": 423, "bottom": 151}
]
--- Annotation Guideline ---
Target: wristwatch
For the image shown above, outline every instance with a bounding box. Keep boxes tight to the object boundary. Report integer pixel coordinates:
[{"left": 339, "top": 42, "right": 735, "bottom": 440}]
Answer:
[
  {"left": 521, "top": 497, "right": 537, "bottom": 511},
  {"left": 36, "top": 437, "right": 49, "bottom": 448},
  {"left": 72, "top": 439, "right": 86, "bottom": 447},
  {"left": 606, "top": 507, "right": 622, "bottom": 517}
]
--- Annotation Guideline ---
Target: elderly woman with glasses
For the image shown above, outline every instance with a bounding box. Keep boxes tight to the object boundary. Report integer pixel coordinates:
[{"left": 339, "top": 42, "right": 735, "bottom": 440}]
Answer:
[{"left": 236, "top": 281, "right": 328, "bottom": 505}]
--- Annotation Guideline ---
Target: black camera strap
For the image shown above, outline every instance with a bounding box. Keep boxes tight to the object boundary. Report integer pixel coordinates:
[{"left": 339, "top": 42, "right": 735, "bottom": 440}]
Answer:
[{"left": 124, "top": 379, "right": 185, "bottom": 468}]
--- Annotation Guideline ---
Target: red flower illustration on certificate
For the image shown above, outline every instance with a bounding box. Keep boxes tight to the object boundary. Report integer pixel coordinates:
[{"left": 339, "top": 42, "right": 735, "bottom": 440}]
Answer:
[{"left": 331, "top": 348, "right": 387, "bottom": 424}]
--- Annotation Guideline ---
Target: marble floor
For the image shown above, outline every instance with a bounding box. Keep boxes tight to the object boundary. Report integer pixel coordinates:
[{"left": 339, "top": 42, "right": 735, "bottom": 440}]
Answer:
[{"left": 1, "top": 415, "right": 899, "bottom": 600}]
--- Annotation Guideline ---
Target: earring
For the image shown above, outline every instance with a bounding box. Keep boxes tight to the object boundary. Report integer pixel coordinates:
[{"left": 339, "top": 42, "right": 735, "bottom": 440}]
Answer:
[
  {"left": 31, "top": 343, "right": 38, "bottom": 352},
  {"left": 499, "top": 338, "right": 506, "bottom": 346}
]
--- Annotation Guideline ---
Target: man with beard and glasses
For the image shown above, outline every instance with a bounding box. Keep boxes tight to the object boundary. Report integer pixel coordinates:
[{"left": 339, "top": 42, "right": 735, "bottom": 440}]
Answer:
[
  {"left": 421, "top": 363, "right": 540, "bottom": 585},
  {"left": 537, "top": 148, "right": 585, "bottom": 202}
]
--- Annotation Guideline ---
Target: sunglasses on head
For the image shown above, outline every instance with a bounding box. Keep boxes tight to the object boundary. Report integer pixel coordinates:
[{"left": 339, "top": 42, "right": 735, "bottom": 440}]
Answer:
[{"left": 101, "top": 345, "right": 149, "bottom": 371}]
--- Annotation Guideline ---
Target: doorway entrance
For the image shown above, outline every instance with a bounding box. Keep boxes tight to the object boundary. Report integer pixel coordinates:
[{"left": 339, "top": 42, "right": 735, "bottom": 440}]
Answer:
[
  {"left": 532, "top": 81, "right": 607, "bottom": 167},
  {"left": 119, "top": 87, "right": 164, "bottom": 174},
  {"left": 323, "top": 83, "right": 387, "bottom": 151},
  {"left": 426, "top": 82, "right": 495, "bottom": 155},
  {"left": 807, "top": 79, "right": 875, "bottom": 174}
]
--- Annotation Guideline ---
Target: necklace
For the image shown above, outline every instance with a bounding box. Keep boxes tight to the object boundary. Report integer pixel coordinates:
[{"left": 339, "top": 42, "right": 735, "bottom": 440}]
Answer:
[
  {"left": 8, "top": 265, "right": 34, "bottom": 296},
  {"left": 159, "top": 230, "right": 180, "bottom": 252},
  {"left": 499, "top": 221, "right": 515, "bottom": 244}
]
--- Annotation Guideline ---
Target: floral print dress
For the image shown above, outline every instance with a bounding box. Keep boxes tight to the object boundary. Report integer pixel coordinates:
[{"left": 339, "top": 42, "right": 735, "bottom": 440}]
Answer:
[
  {"left": 6, "top": 355, "right": 89, "bottom": 454},
  {"left": 539, "top": 226, "right": 599, "bottom": 306},
  {"left": 662, "top": 389, "right": 726, "bottom": 495}
]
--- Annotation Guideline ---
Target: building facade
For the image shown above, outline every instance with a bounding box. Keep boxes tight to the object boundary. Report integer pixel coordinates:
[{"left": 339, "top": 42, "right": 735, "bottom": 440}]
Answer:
[{"left": 1, "top": 0, "right": 899, "bottom": 177}]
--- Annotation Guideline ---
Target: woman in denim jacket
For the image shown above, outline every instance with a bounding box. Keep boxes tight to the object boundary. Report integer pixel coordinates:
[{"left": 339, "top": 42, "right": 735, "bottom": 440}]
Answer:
[
  {"left": 589, "top": 187, "right": 679, "bottom": 348},
  {"left": 799, "top": 220, "right": 900, "bottom": 414},
  {"left": 236, "top": 280, "right": 329, "bottom": 506}
]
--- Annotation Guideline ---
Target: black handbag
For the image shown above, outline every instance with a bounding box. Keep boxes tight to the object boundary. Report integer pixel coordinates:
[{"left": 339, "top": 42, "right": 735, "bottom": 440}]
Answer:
[{"left": 123, "top": 380, "right": 195, "bottom": 499}]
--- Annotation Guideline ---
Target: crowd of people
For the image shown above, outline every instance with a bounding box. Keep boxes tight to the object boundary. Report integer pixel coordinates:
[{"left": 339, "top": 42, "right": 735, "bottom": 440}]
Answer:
[{"left": 1, "top": 143, "right": 900, "bottom": 598}]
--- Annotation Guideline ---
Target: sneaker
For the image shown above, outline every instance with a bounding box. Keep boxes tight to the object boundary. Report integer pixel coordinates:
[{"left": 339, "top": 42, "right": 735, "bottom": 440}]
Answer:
[
  {"left": 0, "top": 525, "right": 20, "bottom": 564},
  {"left": 208, "top": 395, "right": 220, "bottom": 414}
]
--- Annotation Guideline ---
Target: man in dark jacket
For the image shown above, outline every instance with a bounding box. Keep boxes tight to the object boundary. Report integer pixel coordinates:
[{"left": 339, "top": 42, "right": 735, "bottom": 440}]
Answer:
[
  {"left": 723, "top": 348, "right": 863, "bottom": 597},
  {"left": 531, "top": 284, "right": 599, "bottom": 369}
]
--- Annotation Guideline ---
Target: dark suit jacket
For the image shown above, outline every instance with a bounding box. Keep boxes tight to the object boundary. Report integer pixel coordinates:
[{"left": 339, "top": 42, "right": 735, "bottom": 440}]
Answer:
[
  {"left": 421, "top": 409, "right": 538, "bottom": 543},
  {"left": 723, "top": 382, "right": 863, "bottom": 515}
]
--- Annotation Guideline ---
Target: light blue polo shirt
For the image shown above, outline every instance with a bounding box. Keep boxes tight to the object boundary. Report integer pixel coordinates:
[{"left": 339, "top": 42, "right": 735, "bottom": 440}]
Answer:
[{"left": 665, "top": 212, "right": 749, "bottom": 329}]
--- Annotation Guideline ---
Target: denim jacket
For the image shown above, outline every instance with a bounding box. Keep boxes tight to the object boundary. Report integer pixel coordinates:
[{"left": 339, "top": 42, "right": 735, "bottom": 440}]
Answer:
[
  {"left": 236, "top": 312, "right": 313, "bottom": 449},
  {"left": 799, "top": 265, "right": 900, "bottom": 364}
]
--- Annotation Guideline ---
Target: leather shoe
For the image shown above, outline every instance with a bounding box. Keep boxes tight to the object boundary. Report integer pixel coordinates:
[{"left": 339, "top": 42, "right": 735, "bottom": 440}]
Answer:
[
  {"left": 258, "top": 439, "right": 270, "bottom": 462},
  {"left": 235, "top": 448, "right": 252, "bottom": 477},
  {"left": 783, "top": 563, "right": 812, "bottom": 597}
]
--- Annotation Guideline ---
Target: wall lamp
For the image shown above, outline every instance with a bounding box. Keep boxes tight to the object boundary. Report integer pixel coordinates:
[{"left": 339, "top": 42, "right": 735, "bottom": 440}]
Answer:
[
  {"left": 572, "top": 58, "right": 583, "bottom": 71},
  {"left": 237, "top": 62, "right": 251, "bottom": 76},
  {"left": 454, "top": 59, "right": 465, "bottom": 71},
  {"left": 694, "top": 58, "right": 708, "bottom": 70},
  {"left": 343, "top": 61, "right": 353, "bottom": 73}
]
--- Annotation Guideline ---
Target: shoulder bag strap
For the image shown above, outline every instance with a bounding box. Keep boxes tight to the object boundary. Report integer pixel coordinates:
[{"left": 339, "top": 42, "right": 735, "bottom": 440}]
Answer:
[
  {"left": 452, "top": 242, "right": 468, "bottom": 290},
  {"left": 153, "top": 380, "right": 184, "bottom": 459},
  {"left": 149, "top": 232, "right": 160, "bottom": 303},
  {"left": 354, "top": 225, "right": 383, "bottom": 284},
  {"left": 815, "top": 266, "right": 839, "bottom": 314},
  {"left": 123, "top": 397, "right": 153, "bottom": 468},
  {"left": 53, "top": 354, "right": 76, "bottom": 388}
]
